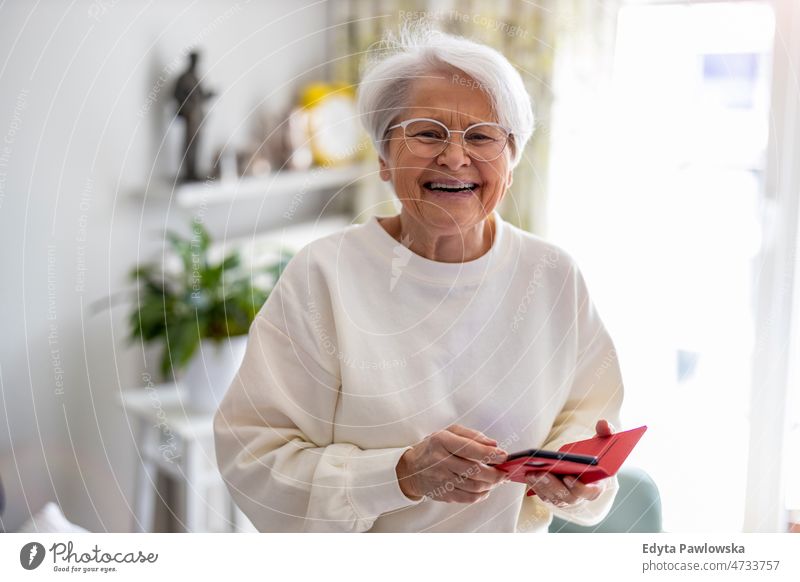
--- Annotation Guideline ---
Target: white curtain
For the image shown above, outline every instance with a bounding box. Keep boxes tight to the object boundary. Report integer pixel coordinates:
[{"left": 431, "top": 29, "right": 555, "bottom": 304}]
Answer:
[{"left": 745, "top": 0, "right": 800, "bottom": 533}]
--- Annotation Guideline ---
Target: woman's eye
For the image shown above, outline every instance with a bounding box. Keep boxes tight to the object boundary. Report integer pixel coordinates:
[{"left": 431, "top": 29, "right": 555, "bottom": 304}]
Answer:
[
  {"left": 467, "top": 133, "right": 493, "bottom": 142},
  {"left": 413, "top": 131, "right": 445, "bottom": 139}
]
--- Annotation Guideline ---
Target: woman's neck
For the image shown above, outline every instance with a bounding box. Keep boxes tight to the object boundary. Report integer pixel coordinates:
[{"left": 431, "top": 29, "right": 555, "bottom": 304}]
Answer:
[{"left": 378, "top": 212, "right": 496, "bottom": 263}]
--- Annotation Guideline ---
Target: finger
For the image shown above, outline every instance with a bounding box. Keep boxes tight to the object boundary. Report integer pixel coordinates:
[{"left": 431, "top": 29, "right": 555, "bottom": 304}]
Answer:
[
  {"left": 595, "top": 419, "right": 615, "bottom": 436},
  {"left": 563, "top": 476, "right": 603, "bottom": 501},
  {"left": 445, "top": 457, "right": 510, "bottom": 486},
  {"left": 440, "top": 430, "right": 507, "bottom": 464},
  {"left": 447, "top": 489, "right": 492, "bottom": 504},
  {"left": 447, "top": 472, "right": 495, "bottom": 494},
  {"left": 526, "top": 473, "right": 579, "bottom": 505},
  {"left": 447, "top": 424, "right": 498, "bottom": 446}
]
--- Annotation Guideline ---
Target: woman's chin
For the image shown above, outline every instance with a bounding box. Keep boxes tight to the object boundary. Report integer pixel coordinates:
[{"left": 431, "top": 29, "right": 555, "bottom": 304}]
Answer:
[
  {"left": 418, "top": 205, "right": 484, "bottom": 231},
  {"left": 420, "top": 188, "right": 483, "bottom": 211}
]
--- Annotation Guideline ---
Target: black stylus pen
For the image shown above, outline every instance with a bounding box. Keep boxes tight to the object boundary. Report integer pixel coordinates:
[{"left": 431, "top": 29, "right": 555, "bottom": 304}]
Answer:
[{"left": 504, "top": 449, "right": 599, "bottom": 465}]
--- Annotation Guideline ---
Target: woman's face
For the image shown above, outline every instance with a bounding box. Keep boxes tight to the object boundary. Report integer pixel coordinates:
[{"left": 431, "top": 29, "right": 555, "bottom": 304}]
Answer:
[{"left": 378, "top": 69, "right": 514, "bottom": 234}]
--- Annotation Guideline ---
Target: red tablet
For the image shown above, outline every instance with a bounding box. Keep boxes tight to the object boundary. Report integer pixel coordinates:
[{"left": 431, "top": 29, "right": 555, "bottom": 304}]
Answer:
[{"left": 492, "top": 425, "right": 647, "bottom": 497}]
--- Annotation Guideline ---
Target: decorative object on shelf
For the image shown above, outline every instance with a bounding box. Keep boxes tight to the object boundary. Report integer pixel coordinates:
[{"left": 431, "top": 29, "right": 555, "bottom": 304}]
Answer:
[
  {"left": 210, "top": 119, "right": 274, "bottom": 181},
  {"left": 236, "top": 108, "right": 280, "bottom": 176},
  {"left": 235, "top": 141, "right": 273, "bottom": 177},
  {"left": 172, "top": 50, "right": 217, "bottom": 183},
  {"left": 246, "top": 104, "right": 312, "bottom": 172},
  {"left": 282, "top": 106, "right": 314, "bottom": 171},
  {"left": 211, "top": 143, "right": 272, "bottom": 182},
  {"left": 127, "top": 220, "right": 292, "bottom": 412},
  {"left": 300, "top": 82, "right": 367, "bottom": 167},
  {"left": 239, "top": 107, "right": 299, "bottom": 173},
  {"left": 210, "top": 145, "right": 240, "bottom": 182},
  {"left": 269, "top": 82, "right": 367, "bottom": 172}
]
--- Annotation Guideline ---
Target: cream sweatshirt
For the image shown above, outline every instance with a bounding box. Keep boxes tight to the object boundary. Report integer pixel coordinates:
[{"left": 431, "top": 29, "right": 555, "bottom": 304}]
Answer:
[{"left": 213, "top": 211, "right": 624, "bottom": 532}]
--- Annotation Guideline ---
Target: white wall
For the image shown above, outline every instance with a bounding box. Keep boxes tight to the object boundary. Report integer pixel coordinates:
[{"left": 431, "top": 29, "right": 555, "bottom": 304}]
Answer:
[{"left": 0, "top": 0, "right": 330, "bottom": 532}]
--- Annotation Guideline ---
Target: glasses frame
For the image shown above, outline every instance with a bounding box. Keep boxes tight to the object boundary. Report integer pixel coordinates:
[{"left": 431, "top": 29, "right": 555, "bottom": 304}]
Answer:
[{"left": 385, "top": 117, "right": 512, "bottom": 162}]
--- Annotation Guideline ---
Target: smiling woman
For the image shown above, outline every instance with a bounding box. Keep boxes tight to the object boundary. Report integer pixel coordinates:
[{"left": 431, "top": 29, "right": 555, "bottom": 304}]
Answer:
[
  {"left": 374, "top": 71, "right": 514, "bottom": 261},
  {"left": 213, "top": 21, "right": 624, "bottom": 533},
  {"left": 357, "top": 24, "right": 532, "bottom": 263}
]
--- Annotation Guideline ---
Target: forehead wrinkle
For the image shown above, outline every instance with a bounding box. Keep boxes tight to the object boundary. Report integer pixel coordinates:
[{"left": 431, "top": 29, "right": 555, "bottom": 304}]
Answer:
[
  {"left": 405, "top": 76, "right": 496, "bottom": 128},
  {"left": 406, "top": 106, "right": 495, "bottom": 128}
]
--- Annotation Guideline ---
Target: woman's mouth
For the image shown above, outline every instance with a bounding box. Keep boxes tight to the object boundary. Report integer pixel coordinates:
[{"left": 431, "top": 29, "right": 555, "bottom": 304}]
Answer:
[{"left": 422, "top": 181, "right": 480, "bottom": 198}]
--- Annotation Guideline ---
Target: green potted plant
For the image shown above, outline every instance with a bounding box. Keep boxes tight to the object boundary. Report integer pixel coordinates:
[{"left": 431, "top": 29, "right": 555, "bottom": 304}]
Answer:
[{"left": 129, "top": 219, "right": 291, "bottom": 412}]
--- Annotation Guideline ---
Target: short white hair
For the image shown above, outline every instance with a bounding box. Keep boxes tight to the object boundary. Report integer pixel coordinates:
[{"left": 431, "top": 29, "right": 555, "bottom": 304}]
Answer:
[{"left": 356, "top": 21, "right": 535, "bottom": 168}]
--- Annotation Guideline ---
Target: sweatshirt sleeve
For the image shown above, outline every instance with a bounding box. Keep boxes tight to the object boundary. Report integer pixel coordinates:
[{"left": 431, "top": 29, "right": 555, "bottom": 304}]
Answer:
[
  {"left": 213, "top": 249, "right": 423, "bottom": 532},
  {"left": 518, "top": 260, "right": 625, "bottom": 529}
]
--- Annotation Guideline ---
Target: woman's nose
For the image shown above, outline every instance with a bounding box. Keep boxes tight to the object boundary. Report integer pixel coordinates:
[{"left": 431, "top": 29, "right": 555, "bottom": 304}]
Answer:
[{"left": 436, "top": 134, "right": 472, "bottom": 169}]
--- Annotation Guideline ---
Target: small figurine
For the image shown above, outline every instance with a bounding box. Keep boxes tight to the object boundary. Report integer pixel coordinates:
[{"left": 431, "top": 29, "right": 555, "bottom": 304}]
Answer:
[{"left": 172, "top": 51, "right": 216, "bottom": 182}]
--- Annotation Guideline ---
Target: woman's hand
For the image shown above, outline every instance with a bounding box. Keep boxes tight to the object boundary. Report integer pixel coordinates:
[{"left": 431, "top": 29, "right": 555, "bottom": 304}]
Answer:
[
  {"left": 525, "top": 419, "right": 615, "bottom": 508},
  {"left": 396, "top": 424, "right": 510, "bottom": 503}
]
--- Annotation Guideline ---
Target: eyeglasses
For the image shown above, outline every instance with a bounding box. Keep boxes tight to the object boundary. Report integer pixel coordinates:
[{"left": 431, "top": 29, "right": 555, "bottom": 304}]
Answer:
[{"left": 385, "top": 118, "right": 511, "bottom": 162}]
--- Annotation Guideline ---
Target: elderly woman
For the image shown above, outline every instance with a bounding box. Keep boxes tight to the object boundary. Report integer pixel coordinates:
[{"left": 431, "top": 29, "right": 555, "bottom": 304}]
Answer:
[{"left": 214, "top": 26, "right": 624, "bottom": 533}]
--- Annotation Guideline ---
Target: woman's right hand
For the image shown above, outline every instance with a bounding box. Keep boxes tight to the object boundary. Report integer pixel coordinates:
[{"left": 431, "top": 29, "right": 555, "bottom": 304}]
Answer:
[{"left": 395, "top": 424, "right": 510, "bottom": 503}]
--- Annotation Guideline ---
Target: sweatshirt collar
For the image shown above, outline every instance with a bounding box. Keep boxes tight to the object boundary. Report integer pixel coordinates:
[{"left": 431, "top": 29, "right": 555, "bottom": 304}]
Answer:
[{"left": 360, "top": 210, "right": 511, "bottom": 286}]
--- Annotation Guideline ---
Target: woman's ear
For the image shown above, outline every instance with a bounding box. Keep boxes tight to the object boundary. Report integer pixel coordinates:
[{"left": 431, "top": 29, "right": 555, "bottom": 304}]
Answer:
[
  {"left": 504, "top": 148, "right": 515, "bottom": 189},
  {"left": 378, "top": 157, "right": 391, "bottom": 182}
]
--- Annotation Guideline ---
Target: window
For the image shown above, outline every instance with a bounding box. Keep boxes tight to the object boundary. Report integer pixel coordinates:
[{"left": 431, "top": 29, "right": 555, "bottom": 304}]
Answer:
[{"left": 548, "top": 1, "right": 775, "bottom": 532}]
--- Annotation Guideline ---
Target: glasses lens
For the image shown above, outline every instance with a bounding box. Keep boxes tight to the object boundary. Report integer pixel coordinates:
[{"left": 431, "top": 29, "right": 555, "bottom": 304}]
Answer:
[
  {"left": 400, "top": 120, "right": 510, "bottom": 160},
  {"left": 464, "top": 124, "right": 509, "bottom": 161},
  {"left": 403, "top": 120, "right": 448, "bottom": 157}
]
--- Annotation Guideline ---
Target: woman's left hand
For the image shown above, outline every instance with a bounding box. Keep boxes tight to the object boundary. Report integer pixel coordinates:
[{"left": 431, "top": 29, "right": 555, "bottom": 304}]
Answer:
[{"left": 524, "top": 419, "right": 615, "bottom": 508}]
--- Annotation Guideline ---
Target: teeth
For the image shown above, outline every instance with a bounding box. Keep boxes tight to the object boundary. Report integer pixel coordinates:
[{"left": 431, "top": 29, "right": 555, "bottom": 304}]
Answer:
[{"left": 427, "top": 182, "right": 478, "bottom": 191}]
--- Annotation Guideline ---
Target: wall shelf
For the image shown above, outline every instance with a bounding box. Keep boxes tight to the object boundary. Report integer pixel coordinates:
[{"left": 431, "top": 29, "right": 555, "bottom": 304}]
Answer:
[{"left": 164, "top": 162, "right": 376, "bottom": 208}]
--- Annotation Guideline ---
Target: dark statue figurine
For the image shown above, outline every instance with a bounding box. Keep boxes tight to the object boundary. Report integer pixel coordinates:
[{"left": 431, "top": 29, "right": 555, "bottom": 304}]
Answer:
[{"left": 173, "top": 51, "right": 216, "bottom": 182}]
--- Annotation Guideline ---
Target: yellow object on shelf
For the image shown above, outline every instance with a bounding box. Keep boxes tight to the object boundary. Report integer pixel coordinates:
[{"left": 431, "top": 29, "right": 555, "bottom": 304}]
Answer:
[
  {"left": 300, "top": 82, "right": 355, "bottom": 108},
  {"left": 298, "top": 81, "right": 369, "bottom": 167}
]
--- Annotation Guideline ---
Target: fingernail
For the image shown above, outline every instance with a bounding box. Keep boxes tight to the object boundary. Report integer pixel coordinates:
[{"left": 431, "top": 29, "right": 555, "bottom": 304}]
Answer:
[
  {"left": 539, "top": 474, "right": 550, "bottom": 485},
  {"left": 563, "top": 476, "right": 575, "bottom": 487}
]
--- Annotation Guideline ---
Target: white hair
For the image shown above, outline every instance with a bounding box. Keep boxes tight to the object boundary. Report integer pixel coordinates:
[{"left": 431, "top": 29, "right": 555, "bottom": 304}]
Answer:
[{"left": 356, "top": 21, "right": 535, "bottom": 168}]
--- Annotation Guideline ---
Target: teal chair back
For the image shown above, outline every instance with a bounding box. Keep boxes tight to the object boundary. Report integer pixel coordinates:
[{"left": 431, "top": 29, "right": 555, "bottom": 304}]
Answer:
[{"left": 549, "top": 466, "right": 662, "bottom": 533}]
